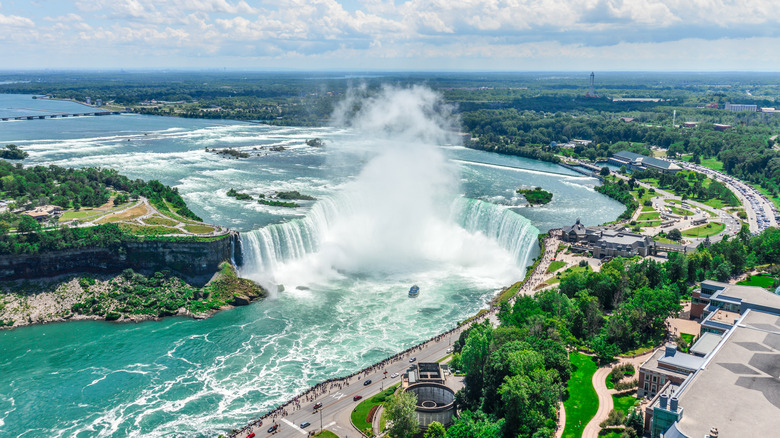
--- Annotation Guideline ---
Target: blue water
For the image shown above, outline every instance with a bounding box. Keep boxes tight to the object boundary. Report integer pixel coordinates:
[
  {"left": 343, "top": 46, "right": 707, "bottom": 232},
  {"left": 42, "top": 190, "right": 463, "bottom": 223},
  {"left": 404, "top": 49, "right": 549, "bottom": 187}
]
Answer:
[{"left": 0, "top": 94, "right": 623, "bottom": 437}]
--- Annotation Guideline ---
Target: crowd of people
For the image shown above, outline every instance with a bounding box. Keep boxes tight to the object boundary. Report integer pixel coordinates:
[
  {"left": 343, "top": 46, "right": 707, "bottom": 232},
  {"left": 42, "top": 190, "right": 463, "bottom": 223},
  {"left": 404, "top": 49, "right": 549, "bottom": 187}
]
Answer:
[{"left": 228, "top": 234, "right": 559, "bottom": 438}]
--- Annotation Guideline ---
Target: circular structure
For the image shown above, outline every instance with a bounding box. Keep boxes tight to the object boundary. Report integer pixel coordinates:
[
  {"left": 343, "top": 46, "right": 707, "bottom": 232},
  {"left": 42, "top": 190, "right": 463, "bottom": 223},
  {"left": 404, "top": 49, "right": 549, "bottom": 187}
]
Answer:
[{"left": 406, "top": 383, "right": 456, "bottom": 428}]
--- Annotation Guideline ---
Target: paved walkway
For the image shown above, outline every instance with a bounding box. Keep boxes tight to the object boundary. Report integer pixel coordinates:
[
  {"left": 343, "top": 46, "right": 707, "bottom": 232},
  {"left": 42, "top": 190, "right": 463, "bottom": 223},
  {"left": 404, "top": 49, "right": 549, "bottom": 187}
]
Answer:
[
  {"left": 581, "top": 351, "right": 654, "bottom": 438},
  {"left": 555, "top": 401, "right": 565, "bottom": 438}
]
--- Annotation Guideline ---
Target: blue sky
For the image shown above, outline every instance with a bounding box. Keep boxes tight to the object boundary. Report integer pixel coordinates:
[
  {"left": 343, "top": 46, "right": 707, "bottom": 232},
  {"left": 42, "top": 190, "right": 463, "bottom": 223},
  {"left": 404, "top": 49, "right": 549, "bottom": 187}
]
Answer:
[{"left": 0, "top": 0, "right": 778, "bottom": 71}]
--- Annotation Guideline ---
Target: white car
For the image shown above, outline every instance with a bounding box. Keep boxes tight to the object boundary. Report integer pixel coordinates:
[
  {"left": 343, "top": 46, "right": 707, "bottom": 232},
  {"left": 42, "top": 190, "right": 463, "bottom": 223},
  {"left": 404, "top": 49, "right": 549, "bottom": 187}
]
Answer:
[{"left": 390, "top": 373, "right": 399, "bottom": 378}]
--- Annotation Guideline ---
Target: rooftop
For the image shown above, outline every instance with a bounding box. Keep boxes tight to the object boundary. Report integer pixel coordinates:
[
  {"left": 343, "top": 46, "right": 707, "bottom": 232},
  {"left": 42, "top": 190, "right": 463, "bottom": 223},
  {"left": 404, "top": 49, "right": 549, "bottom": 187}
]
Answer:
[
  {"left": 689, "top": 332, "right": 723, "bottom": 357},
  {"left": 676, "top": 309, "right": 780, "bottom": 438},
  {"left": 711, "top": 284, "right": 780, "bottom": 311},
  {"left": 642, "top": 346, "right": 704, "bottom": 378}
]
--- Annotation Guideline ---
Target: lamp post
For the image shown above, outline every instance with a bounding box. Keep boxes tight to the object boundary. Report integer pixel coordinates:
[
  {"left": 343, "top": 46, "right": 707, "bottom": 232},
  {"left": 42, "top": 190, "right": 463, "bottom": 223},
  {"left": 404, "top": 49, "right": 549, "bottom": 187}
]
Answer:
[{"left": 320, "top": 407, "right": 323, "bottom": 434}]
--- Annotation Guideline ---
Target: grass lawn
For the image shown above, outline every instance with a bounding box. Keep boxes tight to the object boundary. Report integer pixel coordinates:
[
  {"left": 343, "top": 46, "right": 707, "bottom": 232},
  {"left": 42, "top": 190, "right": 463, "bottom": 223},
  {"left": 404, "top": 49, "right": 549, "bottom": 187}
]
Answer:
[
  {"left": 636, "top": 220, "right": 661, "bottom": 228},
  {"left": 669, "top": 206, "right": 693, "bottom": 216},
  {"left": 312, "top": 431, "right": 338, "bottom": 438},
  {"left": 495, "top": 281, "right": 522, "bottom": 305},
  {"left": 679, "top": 333, "right": 695, "bottom": 352},
  {"left": 653, "top": 236, "right": 678, "bottom": 245},
  {"left": 737, "top": 274, "right": 778, "bottom": 290},
  {"left": 605, "top": 373, "right": 614, "bottom": 390},
  {"left": 118, "top": 223, "right": 183, "bottom": 235},
  {"left": 701, "top": 198, "right": 727, "bottom": 210},
  {"left": 612, "top": 393, "right": 638, "bottom": 415},
  {"left": 637, "top": 212, "right": 660, "bottom": 221},
  {"left": 698, "top": 157, "right": 724, "bottom": 172},
  {"left": 351, "top": 385, "right": 398, "bottom": 435},
  {"left": 96, "top": 203, "right": 149, "bottom": 223},
  {"left": 597, "top": 430, "right": 622, "bottom": 438},
  {"left": 641, "top": 205, "right": 656, "bottom": 212},
  {"left": 682, "top": 222, "right": 725, "bottom": 238},
  {"left": 184, "top": 224, "right": 216, "bottom": 234},
  {"left": 142, "top": 216, "right": 179, "bottom": 227},
  {"left": 562, "top": 352, "right": 599, "bottom": 438},
  {"left": 547, "top": 260, "right": 567, "bottom": 274}
]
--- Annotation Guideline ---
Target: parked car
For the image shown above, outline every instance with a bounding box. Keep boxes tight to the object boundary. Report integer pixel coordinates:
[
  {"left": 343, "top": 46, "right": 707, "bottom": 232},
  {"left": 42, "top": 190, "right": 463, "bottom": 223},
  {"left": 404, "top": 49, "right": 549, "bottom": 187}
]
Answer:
[
  {"left": 313, "top": 402, "right": 322, "bottom": 410},
  {"left": 353, "top": 395, "right": 363, "bottom": 401},
  {"left": 300, "top": 422, "right": 311, "bottom": 429},
  {"left": 363, "top": 379, "right": 372, "bottom": 386},
  {"left": 267, "top": 424, "right": 279, "bottom": 433}
]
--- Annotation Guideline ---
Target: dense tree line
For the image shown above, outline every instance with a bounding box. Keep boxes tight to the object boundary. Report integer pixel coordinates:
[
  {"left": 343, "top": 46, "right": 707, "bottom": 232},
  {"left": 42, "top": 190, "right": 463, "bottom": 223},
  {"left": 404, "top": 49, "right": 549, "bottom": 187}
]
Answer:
[{"left": 0, "top": 161, "right": 200, "bottom": 221}]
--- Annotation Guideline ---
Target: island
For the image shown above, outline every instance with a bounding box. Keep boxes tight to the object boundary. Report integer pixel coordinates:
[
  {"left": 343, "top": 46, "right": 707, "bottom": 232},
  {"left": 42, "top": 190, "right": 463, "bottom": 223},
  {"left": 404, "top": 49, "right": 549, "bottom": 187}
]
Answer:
[
  {"left": 0, "top": 144, "right": 28, "bottom": 160},
  {"left": 517, "top": 186, "right": 553, "bottom": 205}
]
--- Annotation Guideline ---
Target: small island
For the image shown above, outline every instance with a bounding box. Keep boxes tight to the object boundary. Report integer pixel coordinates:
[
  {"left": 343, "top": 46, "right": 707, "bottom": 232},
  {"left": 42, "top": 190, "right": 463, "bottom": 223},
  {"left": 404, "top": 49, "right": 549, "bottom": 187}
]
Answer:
[
  {"left": 306, "top": 138, "right": 325, "bottom": 147},
  {"left": 517, "top": 186, "right": 553, "bottom": 205},
  {"left": 0, "top": 144, "right": 28, "bottom": 160},
  {"left": 227, "top": 188, "right": 254, "bottom": 200},
  {"left": 205, "top": 147, "right": 249, "bottom": 159}
]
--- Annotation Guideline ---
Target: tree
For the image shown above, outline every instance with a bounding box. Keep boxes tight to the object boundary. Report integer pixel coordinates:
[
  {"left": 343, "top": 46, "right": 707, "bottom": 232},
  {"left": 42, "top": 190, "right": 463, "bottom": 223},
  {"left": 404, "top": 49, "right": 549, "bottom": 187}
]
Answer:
[
  {"left": 667, "top": 228, "right": 682, "bottom": 241},
  {"left": 425, "top": 422, "right": 447, "bottom": 438},
  {"left": 17, "top": 215, "right": 40, "bottom": 233},
  {"left": 599, "top": 166, "right": 610, "bottom": 176},
  {"left": 385, "top": 390, "right": 419, "bottom": 438}
]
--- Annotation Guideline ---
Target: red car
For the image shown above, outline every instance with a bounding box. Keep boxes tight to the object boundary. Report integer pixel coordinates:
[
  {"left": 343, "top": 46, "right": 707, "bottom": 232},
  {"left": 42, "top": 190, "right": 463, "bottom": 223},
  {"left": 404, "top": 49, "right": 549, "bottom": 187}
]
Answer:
[
  {"left": 313, "top": 402, "right": 323, "bottom": 410},
  {"left": 353, "top": 395, "right": 363, "bottom": 401},
  {"left": 248, "top": 433, "right": 255, "bottom": 438}
]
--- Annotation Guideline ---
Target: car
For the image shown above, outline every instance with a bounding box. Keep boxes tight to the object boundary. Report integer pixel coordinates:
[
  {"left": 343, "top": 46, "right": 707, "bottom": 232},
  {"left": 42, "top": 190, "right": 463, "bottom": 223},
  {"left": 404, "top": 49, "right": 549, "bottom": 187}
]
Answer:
[
  {"left": 409, "top": 357, "right": 416, "bottom": 362},
  {"left": 353, "top": 395, "right": 363, "bottom": 401},
  {"left": 313, "top": 402, "right": 322, "bottom": 410},
  {"left": 300, "top": 422, "right": 311, "bottom": 429},
  {"left": 267, "top": 424, "right": 279, "bottom": 433},
  {"left": 390, "top": 372, "right": 399, "bottom": 378},
  {"left": 363, "top": 379, "right": 372, "bottom": 386},
  {"left": 248, "top": 433, "right": 255, "bottom": 438}
]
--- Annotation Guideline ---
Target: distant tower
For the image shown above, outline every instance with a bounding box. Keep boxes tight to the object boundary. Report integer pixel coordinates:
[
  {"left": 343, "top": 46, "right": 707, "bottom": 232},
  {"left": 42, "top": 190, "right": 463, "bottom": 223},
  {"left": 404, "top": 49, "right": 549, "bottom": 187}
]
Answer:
[{"left": 587, "top": 72, "right": 597, "bottom": 97}]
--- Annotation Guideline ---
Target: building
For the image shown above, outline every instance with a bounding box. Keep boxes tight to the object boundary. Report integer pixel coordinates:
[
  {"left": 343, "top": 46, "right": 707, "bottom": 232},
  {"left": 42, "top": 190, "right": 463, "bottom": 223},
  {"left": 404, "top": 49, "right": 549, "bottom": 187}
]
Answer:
[
  {"left": 96, "top": 99, "right": 103, "bottom": 107},
  {"left": 724, "top": 103, "right": 757, "bottom": 112},
  {"left": 643, "top": 280, "right": 780, "bottom": 437},
  {"left": 682, "top": 122, "right": 698, "bottom": 128},
  {"left": 562, "top": 219, "right": 656, "bottom": 258},
  {"left": 646, "top": 308, "right": 780, "bottom": 438},
  {"left": 713, "top": 123, "right": 732, "bottom": 131},
  {"left": 22, "top": 205, "right": 63, "bottom": 222},
  {"left": 85, "top": 97, "right": 91, "bottom": 105},
  {"left": 608, "top": 151, "right": 681, "bottom": 174},
  {"left": 638, "top": 343, "right": 704, "bottom": 399},
  {"left": 402, "top": 363, "right": 456, "bottom": 429}
]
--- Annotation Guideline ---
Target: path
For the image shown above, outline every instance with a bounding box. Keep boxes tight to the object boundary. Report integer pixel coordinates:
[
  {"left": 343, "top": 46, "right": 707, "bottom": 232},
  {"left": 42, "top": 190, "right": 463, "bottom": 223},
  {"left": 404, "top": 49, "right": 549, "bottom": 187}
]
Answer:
[
  {"left": 582, "top": 350, "right": 654, "bottom": 438},
  {"left": 555, "top": 401, "right": 566, "bottom": 438}
]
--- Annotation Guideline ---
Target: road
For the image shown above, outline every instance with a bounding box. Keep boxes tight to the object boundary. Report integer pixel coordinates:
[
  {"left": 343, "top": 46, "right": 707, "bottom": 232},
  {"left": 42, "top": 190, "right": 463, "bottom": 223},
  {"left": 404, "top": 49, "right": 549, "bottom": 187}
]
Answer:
[
  {"left": 668, "top": 159, "right": 778, "bottom": 233},
  {"left": 232, "top": 324, "right": 470, "bottom": 438}
]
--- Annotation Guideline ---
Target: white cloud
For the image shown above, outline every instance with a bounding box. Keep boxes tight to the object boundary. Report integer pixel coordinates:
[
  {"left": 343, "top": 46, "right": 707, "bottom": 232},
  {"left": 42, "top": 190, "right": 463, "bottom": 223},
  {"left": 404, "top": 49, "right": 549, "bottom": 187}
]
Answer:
[{"left": 0, "top": 13, "right": 34, "bottom": 27}]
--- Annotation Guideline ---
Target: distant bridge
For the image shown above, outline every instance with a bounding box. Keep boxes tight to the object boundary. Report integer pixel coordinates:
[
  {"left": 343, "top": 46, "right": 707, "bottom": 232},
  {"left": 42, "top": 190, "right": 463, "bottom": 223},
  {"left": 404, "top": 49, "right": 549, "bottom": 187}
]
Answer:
[{"left": 0, "top": 111, "right": 123, "bottom": 121}]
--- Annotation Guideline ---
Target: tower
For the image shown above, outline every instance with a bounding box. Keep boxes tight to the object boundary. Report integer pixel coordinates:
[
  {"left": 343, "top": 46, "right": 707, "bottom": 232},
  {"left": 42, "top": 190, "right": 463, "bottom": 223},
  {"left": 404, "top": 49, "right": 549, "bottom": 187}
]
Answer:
[{"left": 587, "top": 72, "right": 597, "bottom": 97}]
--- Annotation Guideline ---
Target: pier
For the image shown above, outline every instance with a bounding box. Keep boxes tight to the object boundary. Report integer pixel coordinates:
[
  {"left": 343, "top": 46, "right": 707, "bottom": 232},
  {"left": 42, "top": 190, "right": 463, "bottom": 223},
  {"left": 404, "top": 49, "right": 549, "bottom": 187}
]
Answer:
[{"left": 0, "top": 111, "right": 123, "bottom": 121}]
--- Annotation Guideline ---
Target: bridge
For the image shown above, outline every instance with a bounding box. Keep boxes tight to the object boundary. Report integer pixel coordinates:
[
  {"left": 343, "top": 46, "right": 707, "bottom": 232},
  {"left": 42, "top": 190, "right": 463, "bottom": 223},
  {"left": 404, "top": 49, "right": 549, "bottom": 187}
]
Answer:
[{"left": 0, "top": 111, "right": 123, "bottom": 121}]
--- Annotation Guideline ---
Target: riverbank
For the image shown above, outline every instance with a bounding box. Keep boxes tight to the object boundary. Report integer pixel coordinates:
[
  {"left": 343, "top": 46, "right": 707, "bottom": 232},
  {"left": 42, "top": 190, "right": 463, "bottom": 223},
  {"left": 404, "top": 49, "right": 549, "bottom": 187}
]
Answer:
[{"left": 0, "top": 262, "right": 266, "bottom": 330}]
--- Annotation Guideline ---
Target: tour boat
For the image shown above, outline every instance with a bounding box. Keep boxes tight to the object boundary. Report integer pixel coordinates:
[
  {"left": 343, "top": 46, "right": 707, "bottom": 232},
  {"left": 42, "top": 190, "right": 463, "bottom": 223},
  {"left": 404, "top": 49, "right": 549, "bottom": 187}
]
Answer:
[{"left": 409, "top": 285, "right": 420, "bottom": 298}]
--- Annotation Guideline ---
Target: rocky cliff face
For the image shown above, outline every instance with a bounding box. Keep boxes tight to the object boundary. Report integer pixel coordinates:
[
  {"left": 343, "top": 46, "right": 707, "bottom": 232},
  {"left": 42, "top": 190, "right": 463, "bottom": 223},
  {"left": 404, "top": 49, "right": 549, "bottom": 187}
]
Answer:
[{"left": 0, "top": 232, "right": 241, "bottom": 283}]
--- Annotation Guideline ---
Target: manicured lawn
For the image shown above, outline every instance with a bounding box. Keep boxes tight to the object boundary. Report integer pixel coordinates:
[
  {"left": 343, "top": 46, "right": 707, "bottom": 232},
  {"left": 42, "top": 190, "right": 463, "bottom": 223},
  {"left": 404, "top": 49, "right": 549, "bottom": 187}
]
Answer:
[
  {"left": 598, "top": 430, "right": 622, "bottom": 438},
  {"left": 184, "top": 224, "right": 216, "bottom": 234},
  {"left": 699, "top": 157, "right": 724, "bottom": 172},
  {"left": 547, "top": 260, "right": 567, "bottom": 274},
  {"left": 636, "top": 220, "right": 661, "bottom": 228},
  {"left": 563, "top": 352, "right": 599, "bottom": 438},
  {"left": 679, "top": 333, "right": 695, "bottom": 352},
  {"left": 682, "top": 222, "right": 725, "bottom": 238},
  {"left": 737, "top": 274, "right": 778, "bottom": 290},
  {"left": 653, "top": 236, "right": 678, "bottom": 245},
  {"left": 637, "top": 212, "right": 660, "bottom": 221},
  {"left": 118, "top": 223, "right": 183, "bottom": 235},
  {"left": 701, "top": 198, "right": 727, "bottom": 209},
  {"left": 612, "top": 393, "right": 638, "bottom": 415},
  {"left": 143, "top": 216, "right": 179, "bottom": 226},
  {"left": 312, "top": 431, "right": 338, "bottom": 438},
  {"left": 351, "top": 385, "right": 398, "bottom": 435},
  {"left": 641, "top": 205, "right": 655, "bottom": 212},
  {"left": 605, "top": 373, "right": 614, "bottom": 390},
  {"left": 669, "top": 206, "right": 693, "bottom": 216}
]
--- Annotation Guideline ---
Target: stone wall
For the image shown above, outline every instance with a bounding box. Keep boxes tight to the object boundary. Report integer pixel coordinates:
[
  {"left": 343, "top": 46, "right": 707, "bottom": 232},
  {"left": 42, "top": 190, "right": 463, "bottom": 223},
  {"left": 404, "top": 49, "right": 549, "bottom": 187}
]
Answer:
[{"left": 0, "top": 232, "right": 241, "bottom": 284}]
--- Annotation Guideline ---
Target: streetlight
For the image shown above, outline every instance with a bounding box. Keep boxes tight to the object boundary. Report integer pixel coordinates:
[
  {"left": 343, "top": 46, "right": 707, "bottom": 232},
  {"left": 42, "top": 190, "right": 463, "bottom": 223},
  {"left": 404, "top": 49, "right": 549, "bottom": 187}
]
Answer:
[{"left": 320, "top": 406, "right": 323, "bottom": 434}]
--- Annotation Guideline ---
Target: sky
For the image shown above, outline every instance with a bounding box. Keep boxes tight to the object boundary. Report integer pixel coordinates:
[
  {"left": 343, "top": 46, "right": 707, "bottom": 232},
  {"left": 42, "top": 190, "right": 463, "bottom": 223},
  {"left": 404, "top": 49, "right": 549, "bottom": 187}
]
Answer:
[{"left": 0, "top": 0, "right": 778, "bottom": 71}]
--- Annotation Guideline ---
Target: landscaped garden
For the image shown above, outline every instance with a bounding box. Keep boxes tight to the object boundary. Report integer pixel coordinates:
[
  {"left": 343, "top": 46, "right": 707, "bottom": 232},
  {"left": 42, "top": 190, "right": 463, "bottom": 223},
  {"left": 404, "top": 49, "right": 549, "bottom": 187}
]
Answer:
[
  {"left": 737, "top": 274, "right": 779, "bottom": 290},
  {"left": 351, "top": 384, "right": 398, "bottom": 435},
  {"left": 562, "top": 352, "right": 599, "bottom": 438}
]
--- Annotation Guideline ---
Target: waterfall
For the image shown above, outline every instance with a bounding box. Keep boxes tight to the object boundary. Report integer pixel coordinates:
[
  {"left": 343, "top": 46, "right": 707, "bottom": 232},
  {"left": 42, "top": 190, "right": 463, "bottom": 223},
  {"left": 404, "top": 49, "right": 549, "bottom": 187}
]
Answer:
[
  {"left": 449, "top": 196, "right": 540, "bottom": 268},
  {"left": 239, "top": 195, "right": 540, "bottom": 278}
]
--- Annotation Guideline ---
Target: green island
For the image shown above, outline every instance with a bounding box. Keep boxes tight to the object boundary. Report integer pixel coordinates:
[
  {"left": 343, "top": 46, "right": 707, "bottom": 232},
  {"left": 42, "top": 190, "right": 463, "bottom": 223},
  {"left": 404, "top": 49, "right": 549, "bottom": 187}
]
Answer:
[
  {"left": 0, "top": 144, "right": 28, "bottom": 160},
  {"left": 208, "top": 147, "right": 249, "bottom": 159},
  {"left": 517, "top": 187, "right": 553, "bottom": 205}
]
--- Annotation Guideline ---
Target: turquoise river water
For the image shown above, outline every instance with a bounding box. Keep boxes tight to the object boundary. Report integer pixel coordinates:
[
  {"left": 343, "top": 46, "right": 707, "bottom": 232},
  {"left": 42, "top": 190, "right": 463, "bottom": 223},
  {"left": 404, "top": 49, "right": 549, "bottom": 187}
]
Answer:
[{"left": 0, "top": 93, "right": 623, "bottom": 437}]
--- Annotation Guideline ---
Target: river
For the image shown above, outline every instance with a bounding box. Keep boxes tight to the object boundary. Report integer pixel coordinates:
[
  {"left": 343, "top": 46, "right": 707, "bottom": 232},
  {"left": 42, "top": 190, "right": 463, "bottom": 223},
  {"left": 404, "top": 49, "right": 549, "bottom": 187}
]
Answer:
[{"left": 0, "top": 93, "right": 623, "bottom": 437}]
